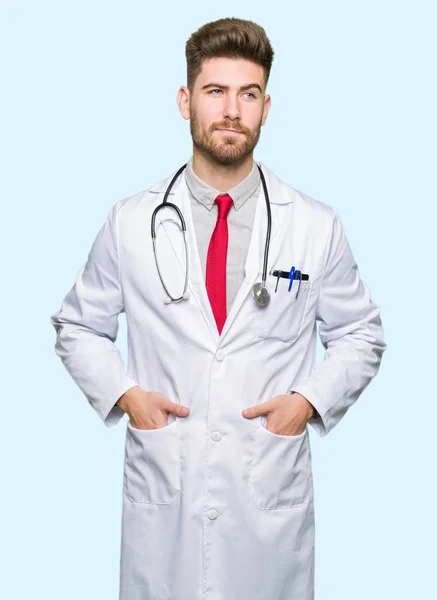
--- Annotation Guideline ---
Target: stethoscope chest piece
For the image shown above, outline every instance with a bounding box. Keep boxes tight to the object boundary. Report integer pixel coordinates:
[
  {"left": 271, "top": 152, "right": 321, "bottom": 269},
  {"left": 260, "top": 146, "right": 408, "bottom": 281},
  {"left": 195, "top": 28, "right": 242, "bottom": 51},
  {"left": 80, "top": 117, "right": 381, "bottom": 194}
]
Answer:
[{"left": 252, "top": 282, "right": 271, "bottom": 307}]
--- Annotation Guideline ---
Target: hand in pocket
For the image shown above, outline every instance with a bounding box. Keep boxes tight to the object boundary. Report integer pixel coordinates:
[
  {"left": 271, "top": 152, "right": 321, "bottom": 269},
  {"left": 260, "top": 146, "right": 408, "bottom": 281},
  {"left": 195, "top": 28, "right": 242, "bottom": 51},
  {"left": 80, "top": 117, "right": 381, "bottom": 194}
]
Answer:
[{"left": 117, "top": 387, "right": 190, "bottom": 430}]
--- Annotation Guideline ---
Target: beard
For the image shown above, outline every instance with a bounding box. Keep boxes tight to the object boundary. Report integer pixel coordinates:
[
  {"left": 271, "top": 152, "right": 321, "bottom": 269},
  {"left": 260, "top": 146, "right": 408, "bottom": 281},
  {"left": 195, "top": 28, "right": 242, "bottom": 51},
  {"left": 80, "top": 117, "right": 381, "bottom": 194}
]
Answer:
[{"left": 189, "top": 109, "right": 262, "bottom": 166}]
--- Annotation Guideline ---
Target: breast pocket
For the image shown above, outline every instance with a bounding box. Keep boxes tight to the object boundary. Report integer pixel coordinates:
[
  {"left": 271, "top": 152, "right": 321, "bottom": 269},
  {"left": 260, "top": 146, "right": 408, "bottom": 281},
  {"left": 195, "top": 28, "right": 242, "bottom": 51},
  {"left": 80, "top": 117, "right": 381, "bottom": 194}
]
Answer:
[
  {"left": 123, "top": 420, "right": 181, "bottom": 505},
  {"left": 255, "top": 279, "right": 312, "bottom": 343}
]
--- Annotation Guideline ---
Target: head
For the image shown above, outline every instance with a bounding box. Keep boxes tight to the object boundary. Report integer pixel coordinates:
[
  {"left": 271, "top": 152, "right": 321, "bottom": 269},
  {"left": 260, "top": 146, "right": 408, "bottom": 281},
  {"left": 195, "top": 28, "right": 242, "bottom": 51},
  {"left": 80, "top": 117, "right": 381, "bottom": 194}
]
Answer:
[{"left": 177, "top": 18, "right": 274, "bottom": 166}]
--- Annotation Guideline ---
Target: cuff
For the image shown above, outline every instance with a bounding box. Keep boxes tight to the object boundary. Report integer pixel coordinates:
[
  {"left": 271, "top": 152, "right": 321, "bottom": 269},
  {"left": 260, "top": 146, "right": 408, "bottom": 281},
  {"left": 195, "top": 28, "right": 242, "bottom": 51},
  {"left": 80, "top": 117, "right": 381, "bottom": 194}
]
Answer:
[
  {"left": 88, "top": 377, "right": 139, "bottom": 428},
  {"left": 288, "top": 387, "right": 328, "bottom": 437}
]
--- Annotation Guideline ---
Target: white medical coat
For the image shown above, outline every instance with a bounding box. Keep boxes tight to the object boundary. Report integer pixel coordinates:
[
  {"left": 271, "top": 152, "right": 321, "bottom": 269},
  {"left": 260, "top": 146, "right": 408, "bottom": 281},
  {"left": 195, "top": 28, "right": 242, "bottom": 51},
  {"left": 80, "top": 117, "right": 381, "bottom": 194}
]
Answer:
[{"left": 50, "top": 163, "right": 386, "bottom": 600}]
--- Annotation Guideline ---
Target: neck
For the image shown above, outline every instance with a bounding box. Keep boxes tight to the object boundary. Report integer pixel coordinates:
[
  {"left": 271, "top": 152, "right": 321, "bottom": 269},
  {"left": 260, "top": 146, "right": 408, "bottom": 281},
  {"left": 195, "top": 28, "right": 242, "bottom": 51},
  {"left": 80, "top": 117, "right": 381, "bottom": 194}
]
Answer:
[{"left": 192, "top": 148, "right": 254, "bottom": 191}]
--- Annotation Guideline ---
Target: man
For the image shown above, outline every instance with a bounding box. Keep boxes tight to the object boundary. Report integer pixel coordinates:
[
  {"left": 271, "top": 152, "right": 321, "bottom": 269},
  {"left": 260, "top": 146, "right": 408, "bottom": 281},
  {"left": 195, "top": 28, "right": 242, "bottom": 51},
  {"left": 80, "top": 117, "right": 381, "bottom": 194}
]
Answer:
[{"left": 50, "top": 17, "right": 386, "bottom": 600}]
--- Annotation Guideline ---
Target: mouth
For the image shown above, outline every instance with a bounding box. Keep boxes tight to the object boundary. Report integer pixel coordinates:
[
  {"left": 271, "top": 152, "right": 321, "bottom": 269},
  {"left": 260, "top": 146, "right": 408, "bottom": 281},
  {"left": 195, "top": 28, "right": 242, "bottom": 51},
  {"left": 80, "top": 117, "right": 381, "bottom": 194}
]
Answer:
[{"left": 216, "top": 128, "right": 244, "bottom": 134}]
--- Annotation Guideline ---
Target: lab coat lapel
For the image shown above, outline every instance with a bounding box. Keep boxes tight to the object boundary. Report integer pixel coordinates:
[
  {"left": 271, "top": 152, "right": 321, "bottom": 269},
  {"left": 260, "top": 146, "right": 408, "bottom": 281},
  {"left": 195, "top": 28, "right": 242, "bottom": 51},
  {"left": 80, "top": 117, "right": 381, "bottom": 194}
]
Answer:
[
  {"left": 155, "top": 175, "right": 221, "bottom": 345},
  {"left": 218, "top": 163, "right": 291, "bottom": 341}
]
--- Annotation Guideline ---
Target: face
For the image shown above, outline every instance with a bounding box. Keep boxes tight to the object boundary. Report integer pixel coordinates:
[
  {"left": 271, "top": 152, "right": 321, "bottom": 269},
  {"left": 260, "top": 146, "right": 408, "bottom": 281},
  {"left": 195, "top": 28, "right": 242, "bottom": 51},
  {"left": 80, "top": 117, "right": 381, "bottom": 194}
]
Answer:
[{"left": 179, "top": 57, "right": 271, "bottom": 166}]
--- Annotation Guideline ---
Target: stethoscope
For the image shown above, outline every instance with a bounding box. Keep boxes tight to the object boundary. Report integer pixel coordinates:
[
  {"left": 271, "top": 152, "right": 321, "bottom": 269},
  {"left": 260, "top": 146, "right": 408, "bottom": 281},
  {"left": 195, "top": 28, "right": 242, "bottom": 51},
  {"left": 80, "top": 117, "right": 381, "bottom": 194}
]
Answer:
[{"left": 151, "top": 163, "right": 272, "bottom": 307}]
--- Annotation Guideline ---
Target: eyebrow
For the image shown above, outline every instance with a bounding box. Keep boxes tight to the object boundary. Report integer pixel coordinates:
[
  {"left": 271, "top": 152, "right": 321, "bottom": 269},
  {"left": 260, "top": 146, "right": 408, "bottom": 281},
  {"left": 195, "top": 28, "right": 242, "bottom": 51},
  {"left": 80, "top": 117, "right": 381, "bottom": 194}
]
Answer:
[{"left": 201, "top": 83, "right": 263, "bottom": 94}]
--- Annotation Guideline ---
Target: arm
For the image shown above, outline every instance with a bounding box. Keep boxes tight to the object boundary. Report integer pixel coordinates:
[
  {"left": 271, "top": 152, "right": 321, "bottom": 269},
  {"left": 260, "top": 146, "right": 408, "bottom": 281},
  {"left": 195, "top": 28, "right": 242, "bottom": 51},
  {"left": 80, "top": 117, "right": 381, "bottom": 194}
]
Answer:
[
  {"left": 291, "top": 209, "right": 386, "bottom": 437},
  {"left": 50, "top": 200, "right": 139, "bottom": 427}
]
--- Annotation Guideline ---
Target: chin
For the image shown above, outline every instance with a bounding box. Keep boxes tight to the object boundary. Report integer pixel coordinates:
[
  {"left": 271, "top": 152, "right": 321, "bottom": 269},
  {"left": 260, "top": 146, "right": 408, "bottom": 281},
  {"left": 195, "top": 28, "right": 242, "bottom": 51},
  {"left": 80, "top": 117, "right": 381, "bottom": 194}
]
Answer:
[{"left": 212, "top": 151, "right": 250, "bottom": 166}]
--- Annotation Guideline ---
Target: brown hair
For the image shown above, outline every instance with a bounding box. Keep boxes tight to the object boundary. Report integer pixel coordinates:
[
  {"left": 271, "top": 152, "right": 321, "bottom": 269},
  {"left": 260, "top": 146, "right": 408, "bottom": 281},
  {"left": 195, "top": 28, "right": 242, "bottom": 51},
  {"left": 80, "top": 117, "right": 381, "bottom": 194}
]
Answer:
[{"left": 185, "top": 18, "right": 274, "bottom": 92}]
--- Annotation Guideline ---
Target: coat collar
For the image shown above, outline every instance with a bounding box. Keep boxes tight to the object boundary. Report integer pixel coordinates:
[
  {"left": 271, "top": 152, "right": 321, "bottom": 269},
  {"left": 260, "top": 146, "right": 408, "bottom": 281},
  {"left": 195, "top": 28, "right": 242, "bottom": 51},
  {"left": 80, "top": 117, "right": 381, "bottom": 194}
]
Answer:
[{"left": 147, "top": 162, "right": 299, "bottom": 206}]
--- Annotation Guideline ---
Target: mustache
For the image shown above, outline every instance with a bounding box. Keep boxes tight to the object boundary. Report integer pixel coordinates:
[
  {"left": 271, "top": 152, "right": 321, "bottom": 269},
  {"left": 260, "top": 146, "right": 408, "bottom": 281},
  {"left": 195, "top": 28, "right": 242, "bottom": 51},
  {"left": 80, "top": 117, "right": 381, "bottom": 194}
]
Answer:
[{"left": 211, "top": 122, "right": 250, "bottom": 135}]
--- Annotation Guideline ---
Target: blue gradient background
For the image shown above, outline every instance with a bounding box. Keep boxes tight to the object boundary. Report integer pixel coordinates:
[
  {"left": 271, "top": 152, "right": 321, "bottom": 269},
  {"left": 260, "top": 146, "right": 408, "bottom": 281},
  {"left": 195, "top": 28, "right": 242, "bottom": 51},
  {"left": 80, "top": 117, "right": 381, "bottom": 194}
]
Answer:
[{"left": 1, "top": 1, "right": 435, "bottom": 598}]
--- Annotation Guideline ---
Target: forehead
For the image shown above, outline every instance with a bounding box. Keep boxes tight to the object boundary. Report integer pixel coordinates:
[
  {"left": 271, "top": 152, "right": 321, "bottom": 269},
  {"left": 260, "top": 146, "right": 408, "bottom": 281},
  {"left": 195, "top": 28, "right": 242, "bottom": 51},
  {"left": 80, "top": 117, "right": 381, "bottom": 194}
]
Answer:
[{"left": 195, "top": 57, "right": 265, "bottom": 89}]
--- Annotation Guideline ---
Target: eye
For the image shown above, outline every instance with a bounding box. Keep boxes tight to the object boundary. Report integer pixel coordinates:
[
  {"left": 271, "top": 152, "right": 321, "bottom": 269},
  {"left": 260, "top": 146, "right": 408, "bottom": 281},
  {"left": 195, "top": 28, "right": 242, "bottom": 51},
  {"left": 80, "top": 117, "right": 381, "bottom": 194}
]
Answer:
[
  {"left": 209, "top": 89, "right": 223, "bottom": 95},
  {"left": 244, "top": 92, "right": 256, "bottom": 99}
]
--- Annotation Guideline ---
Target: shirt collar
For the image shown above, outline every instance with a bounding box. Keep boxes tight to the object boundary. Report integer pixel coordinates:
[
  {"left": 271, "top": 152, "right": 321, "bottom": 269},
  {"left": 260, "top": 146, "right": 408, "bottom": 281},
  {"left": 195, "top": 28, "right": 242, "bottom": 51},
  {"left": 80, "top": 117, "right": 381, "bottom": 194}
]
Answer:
[{"left": 184, "top": 156, "right": 260, "bottom": 211}]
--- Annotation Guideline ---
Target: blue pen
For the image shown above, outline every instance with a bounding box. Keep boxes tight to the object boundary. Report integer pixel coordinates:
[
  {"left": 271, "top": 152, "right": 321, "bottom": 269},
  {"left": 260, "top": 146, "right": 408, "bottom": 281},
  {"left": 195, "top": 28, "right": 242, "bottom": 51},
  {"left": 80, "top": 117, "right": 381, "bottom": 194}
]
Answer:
[{"left": 288, "top": 266, "right": 295, "bottom": 292}]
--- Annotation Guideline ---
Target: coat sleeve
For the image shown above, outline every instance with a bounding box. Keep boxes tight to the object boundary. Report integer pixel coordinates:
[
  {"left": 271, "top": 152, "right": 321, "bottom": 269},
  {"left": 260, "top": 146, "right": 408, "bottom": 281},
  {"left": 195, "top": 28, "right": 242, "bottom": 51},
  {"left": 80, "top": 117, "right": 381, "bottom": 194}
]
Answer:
[
  {"left": 49, "top": 200, "right": 139, "bottom": 427},
  {"left": 291, "top": 209, "right": 386, "bottom": 437}
]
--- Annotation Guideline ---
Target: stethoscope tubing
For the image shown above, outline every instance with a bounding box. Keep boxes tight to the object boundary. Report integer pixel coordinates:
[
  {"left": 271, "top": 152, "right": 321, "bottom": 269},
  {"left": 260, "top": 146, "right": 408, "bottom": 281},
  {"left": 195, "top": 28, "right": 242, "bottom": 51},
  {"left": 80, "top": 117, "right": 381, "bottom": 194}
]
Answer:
[
  {"left": 257, "top": 165, "right": 271, "bottom": 290},
  {"left": 151, "top": 162, "right": 271, "bottom": 304}
]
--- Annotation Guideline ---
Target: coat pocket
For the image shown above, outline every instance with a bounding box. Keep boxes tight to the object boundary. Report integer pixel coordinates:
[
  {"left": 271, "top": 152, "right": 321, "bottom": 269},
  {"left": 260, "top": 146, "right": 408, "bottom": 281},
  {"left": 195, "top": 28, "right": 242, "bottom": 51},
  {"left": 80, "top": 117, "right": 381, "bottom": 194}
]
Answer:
[
  {"left": 123, "top": 420, "right": 181, "bottom": 504},
  {"left": 255, "top": 280, "right": 312, "bottom": 343},
  {"left": 248, "top": 423, "right": 311, "bottom": 509}
]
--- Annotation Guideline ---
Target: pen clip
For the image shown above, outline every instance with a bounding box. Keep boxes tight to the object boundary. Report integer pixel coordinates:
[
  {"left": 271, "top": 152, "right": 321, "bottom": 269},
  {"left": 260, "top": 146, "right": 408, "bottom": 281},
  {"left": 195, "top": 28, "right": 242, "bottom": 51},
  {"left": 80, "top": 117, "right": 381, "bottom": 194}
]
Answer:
[
  {"left": 275, "top": 272, "right": 280, "bottom": 293},
  {"left": 295, "top": 270, "right": 302, "bottom": 298}
]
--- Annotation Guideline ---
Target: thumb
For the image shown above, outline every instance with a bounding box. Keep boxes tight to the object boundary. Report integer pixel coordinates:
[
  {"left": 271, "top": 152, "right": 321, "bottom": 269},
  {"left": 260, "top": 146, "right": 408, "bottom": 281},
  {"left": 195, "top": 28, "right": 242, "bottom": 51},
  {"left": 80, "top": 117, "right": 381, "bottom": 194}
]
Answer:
[
  {"left": 164, "top": 400, "right": 190, "bottom": 417},
  {"left": 242, "top": 402, "right": 266, "bottom": 419}
]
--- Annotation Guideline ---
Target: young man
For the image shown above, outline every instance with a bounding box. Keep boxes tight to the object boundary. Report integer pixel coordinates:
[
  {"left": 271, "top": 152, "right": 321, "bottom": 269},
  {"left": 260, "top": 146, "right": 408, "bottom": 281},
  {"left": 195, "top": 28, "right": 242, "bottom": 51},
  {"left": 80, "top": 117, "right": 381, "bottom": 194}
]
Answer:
[{"left": 51, "top": 17, "right": 386, "bottom": 600}]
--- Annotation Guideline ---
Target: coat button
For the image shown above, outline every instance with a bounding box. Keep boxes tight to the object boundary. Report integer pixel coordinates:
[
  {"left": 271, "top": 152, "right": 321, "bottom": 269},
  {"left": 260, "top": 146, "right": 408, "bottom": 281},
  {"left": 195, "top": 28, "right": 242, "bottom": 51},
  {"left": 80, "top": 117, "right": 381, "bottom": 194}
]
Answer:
[
  {"left": 216, "top": 351, "right": 224, "bottom": 361},
  {"left": 211, "top": 431, "right": 222, "bottom": 441},
  {"left": 207, "top": 509, "right": 218, "bottom": 520}
]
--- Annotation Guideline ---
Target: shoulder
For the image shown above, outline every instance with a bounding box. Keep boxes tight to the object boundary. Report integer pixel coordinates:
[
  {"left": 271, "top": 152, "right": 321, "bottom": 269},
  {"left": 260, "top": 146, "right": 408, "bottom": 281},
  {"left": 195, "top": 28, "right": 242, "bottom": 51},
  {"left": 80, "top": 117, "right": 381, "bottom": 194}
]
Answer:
[
  {"left": 259, "top": 162, "right": 337, "bottom": 226},
  {"left": 112, "top": 169, "right": 181, "bottom": 218}
]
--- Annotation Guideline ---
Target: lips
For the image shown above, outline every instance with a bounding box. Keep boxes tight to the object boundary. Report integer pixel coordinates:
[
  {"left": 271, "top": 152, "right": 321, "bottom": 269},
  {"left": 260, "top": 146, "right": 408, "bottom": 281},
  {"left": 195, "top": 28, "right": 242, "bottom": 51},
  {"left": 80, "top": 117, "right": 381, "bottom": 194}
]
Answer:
[{"left": 216, "top": 128, "right": 243, "bottom": 134}]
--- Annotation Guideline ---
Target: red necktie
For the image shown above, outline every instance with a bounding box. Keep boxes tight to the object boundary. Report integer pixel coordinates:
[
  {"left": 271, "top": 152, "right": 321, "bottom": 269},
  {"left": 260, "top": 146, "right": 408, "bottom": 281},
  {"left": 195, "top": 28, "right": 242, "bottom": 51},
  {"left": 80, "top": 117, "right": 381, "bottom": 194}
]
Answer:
[{"left": 206, "top": 194, "right": 233, "bottom": 334}]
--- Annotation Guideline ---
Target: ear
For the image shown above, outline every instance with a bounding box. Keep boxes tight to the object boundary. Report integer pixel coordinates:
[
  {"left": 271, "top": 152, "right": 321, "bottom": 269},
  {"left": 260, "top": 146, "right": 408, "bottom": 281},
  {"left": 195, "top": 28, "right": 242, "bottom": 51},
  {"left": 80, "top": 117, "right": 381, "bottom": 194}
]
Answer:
[
  {"left": 177, "top": 86, "right": 190, "bottom": 121},
  {"left": 261, "top": 94, "right": 272, "bottom": 127}
]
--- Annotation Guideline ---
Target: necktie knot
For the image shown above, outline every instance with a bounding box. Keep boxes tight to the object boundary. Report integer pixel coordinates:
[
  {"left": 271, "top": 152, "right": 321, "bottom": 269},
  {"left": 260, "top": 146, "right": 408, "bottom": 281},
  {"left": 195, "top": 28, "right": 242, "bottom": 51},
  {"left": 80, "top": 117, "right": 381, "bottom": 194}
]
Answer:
[{"left": 215, "top": 194, "right": 233, "bottom": 220}]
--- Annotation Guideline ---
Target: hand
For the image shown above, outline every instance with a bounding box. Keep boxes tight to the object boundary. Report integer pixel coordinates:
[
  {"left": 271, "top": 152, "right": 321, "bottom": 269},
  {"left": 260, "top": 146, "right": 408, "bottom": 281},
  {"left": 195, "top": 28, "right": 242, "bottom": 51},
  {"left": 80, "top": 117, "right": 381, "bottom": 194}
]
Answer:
[
  {"left": 116, "top": 386, "right": 190, "bottom": 430},
  {"left": 242, "top": 393, "right": 314, "bottom": 436}
]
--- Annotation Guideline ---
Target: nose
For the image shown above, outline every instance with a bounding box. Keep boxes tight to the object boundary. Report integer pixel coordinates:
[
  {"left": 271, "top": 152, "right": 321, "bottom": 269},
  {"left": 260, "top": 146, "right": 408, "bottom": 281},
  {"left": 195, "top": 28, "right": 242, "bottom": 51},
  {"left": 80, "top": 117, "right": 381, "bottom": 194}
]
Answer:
[{"left": 223, "top": 93, "right": 241, "bottom": 121}]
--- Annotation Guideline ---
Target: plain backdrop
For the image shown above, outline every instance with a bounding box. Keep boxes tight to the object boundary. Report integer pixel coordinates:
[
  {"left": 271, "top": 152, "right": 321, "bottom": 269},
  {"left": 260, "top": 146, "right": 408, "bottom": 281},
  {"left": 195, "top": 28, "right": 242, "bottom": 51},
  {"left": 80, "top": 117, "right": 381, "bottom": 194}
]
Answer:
[{"left": 1, "top": 1, "right": 435, "bottom": 598}]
